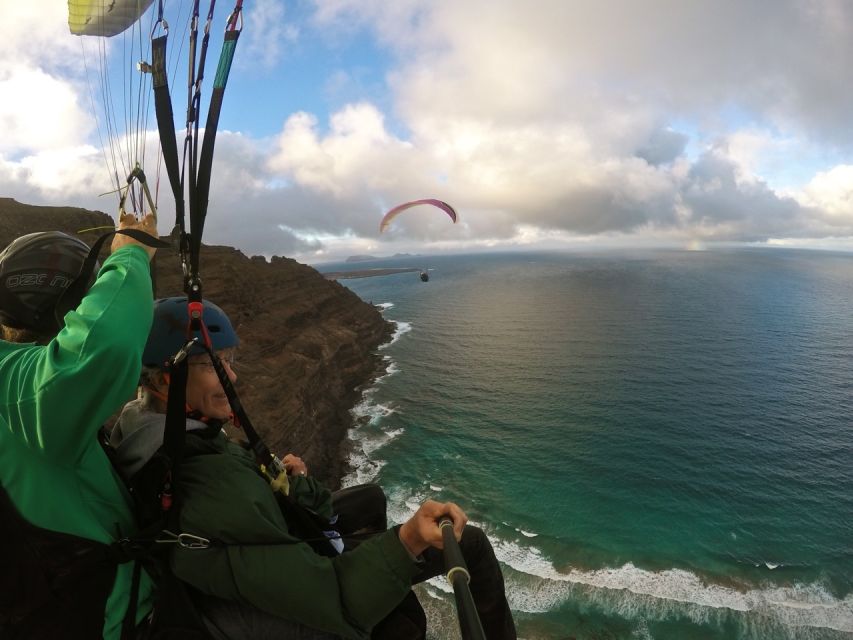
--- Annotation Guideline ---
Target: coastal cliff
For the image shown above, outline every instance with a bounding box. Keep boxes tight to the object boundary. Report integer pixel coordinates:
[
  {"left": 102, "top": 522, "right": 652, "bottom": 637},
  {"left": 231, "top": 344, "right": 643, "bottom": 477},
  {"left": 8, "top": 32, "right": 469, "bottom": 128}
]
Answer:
[{"left": 0, "top": 198, "right": 393, "bottom": 488}]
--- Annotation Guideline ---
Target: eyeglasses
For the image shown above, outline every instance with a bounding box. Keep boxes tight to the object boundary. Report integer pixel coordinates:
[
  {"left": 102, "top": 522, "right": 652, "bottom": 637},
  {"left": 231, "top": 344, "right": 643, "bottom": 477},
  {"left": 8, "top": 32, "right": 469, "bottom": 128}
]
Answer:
[{"left": 187, "top": 349, "right": 237, "bottom": 370}]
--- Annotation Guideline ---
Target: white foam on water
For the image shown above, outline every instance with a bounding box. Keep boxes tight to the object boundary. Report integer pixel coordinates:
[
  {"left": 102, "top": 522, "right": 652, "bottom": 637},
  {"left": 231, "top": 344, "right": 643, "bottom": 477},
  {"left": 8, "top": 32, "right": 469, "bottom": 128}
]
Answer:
[
  {"left": 392, "top": 320, "right": 412, "bottom": 340},
  {"left": 376, "top": 302, "right": 394, "bottom": 311},
  {"left": 344, "top": 351, "right": 406, "bottom": 486},
  {"left": 519, "top": 529, "right": 538, "bottom": 538},
  {"left": 383, "top": 360, "right": 400, "bottom": 378},
  {"left": 351, "top": 397, "right": 396, "bottom": 425},
  {"left": 342, "top": 421, "right": 403, "bottom": 486},
  {"left": 363, "top": 428, "right": 404, "bottom": 455},
  {"left": 385, "top": 486, "right": 435, "bottom": 527},
  {"left": 485, "top": 533, "right": 853, "bottom": 633},
  {"left": 429, "top": 484, "right": 443, "bottom": 492},
  {"left": 426, "top": 576, "right": 455, "bottom": 596},
  {"left": 378, "top": 483, "right": 853, "bottom": 636},
  {"left": 381, "top": 320, "right": 412, "bottom": 349},
  {"left": 341, "top": 447, "right": 387, "bottom": 487}
]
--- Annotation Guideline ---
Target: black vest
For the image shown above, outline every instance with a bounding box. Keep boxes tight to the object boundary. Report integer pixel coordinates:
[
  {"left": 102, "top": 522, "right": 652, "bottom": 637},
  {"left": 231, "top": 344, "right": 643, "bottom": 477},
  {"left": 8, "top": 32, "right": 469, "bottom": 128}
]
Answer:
[{"left": 0, "top": 485, "right": 118, "bottom": 639}]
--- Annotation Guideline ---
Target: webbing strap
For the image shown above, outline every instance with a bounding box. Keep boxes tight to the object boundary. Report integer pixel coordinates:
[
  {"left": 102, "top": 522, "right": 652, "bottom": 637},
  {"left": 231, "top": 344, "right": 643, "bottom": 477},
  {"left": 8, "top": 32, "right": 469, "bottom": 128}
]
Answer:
[
  {"left": 120, "top": 560, "right": 143, "bottom": 639},
  {"left": 163, "top": 350, "right": 191, "bottom": 479},
  {"left": 196, "top": 343, "right": 339, "bottom": 557},
  {"left": 54, "top": 228, "right": 169, "bottom": 329},
  {"left": 200, "top": 342, "right": 272, "bottom": 467},
  {"left": 195, "top": 29, "right": 241, "bottom": 250},
  {"left": 149, "top": 0, "right": 243, "bottom": 302},
  {"left": 151, "top": 35, "right": 185, "bottom": 235}
]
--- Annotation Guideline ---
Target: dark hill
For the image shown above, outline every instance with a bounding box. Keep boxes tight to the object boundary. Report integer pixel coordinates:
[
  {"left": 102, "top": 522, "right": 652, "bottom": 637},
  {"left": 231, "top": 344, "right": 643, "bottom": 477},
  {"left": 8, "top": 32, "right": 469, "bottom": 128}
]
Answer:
[{"left": 0, "top": 198, "right": 392, "bottom": 488}]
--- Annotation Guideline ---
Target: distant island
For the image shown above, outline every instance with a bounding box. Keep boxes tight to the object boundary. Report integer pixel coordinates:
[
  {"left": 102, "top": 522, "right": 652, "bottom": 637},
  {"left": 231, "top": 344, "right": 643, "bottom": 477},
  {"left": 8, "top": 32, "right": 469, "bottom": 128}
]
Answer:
[
  {"left": 345, "top": 253, "right": 418, "bottom": 263},
  {"left": 323, "top": 267, "right": 421, "bottom": 280}
]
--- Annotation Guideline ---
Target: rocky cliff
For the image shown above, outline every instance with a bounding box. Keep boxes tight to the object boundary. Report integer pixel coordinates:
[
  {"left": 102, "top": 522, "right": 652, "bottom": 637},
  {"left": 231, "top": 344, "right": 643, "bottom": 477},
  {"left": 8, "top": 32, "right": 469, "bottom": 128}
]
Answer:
[{"left": 0, "top": 198, "right": 393, "bottom": 489}]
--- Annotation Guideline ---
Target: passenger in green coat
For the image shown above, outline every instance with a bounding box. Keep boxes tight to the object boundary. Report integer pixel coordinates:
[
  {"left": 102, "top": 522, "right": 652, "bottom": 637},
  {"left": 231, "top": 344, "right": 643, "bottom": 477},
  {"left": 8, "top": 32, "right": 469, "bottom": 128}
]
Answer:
[
  {"left": 0, "top": 215, "right": 160, "bottom": 640},
  {"left": 111, "top": 297, "right": 516, "bottom": 639}
]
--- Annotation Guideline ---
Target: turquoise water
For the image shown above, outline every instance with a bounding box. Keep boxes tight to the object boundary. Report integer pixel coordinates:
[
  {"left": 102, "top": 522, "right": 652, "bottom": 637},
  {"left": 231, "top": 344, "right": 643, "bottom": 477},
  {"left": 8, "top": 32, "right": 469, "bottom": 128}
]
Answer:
[{"left": 319, "top": 250, "right": 853, "bottom": 640}]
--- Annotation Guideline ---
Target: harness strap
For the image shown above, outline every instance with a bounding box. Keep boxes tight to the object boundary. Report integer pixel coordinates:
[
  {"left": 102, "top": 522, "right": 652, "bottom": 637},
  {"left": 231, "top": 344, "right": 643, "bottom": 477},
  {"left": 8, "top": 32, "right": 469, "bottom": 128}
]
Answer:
[
  {"left": 115, "top": 341, "right": 192, "bottom": 637},
  {"left": 54, "top": 228, "right": 168, "bottom": 329},
  {"left": 151, "top": 34, "right": 185, "bottom": 236},
  {"left": 195, "top": 4, "right": 243, "bottom": 253},
  {"left": 196, "top": 341, "right": 340, "bottom": 557},
  {"left": 121, "top": 559, "right": 143, "bottom": 639}
]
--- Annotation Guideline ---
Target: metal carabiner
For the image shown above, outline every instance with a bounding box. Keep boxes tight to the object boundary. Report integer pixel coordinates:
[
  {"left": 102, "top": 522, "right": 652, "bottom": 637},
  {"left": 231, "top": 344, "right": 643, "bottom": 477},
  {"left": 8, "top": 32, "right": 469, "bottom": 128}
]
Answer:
[
  {"left": 171, "top": 338, "right": 199, "bottom": 366},
  {"left": 157, "top": 530, "right": 211, "bottom": 549},
  {"left": 177, "top": 533, "right": 211, "bottom": 549}
]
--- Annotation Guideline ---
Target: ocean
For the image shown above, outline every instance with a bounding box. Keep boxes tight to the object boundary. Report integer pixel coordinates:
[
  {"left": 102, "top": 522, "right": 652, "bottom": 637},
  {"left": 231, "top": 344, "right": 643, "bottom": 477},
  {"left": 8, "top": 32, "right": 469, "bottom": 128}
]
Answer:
[{"left": 318, "top": 249, "right": 853, "bottom": 640}]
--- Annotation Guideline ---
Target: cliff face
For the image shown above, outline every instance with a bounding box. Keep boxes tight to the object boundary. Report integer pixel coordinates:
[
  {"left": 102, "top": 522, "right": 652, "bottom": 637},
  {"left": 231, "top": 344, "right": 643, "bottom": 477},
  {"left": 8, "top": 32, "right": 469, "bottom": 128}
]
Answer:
[{"left": 0, "top": 198, "right": 392, "bottom": 489}]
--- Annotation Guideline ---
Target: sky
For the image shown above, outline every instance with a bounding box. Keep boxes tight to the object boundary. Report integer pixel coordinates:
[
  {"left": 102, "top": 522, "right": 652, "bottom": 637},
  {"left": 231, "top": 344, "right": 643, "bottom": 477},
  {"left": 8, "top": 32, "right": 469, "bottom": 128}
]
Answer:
[{"left": 2, "top": 0, "right": 853, "bottom": 264}]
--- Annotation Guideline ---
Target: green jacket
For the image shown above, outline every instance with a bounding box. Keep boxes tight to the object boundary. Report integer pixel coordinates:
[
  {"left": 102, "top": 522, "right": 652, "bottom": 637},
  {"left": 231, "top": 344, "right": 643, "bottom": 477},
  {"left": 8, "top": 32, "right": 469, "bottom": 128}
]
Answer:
[
  {"left": 172, "top": 432, "right": 419, "bottom": 639},
  {"left": 0, "top": 245, "right": 155, "bottom": 639}
]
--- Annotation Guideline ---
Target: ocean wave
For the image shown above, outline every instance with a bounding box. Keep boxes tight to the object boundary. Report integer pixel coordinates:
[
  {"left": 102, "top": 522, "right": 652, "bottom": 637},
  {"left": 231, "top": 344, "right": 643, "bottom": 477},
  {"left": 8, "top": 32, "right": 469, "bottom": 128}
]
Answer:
[
  {"left": 351, "top": 397, "right": 397, "bottom": 426},
  {"left": 366, "top": 484, "right": 853, "bottom": 635},
  {"left": 341, "top": 451, "right": 386, "bottom": 487},
  {"left": 344, "top": 390, "right": 403, "bottom": 486},
  {"left": 343, "top": 344, "right": 407, "bottom": 486},
  {"left": 342, "top": 423, "right": 403, "bottom": 486},
  {"left": 501, "top": 521, "right": 539, "bottom": 538},
  {"left": 383, "top": 360, "right": 400, "bottom": 378},
  {"left": 380, "top": 320, "right": 412, "bottom": 349},
  {"left": 487, "top": 534, "right": 853, "bottom": 634},
  {"left": 375, "top": 302, "right": 394, "bottom": 311}
]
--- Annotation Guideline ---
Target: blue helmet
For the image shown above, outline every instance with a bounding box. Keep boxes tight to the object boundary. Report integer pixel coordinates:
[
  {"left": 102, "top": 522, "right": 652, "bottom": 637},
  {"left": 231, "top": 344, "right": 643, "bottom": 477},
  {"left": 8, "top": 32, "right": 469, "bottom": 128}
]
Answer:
[{"left": 142, "top": 297, "right": 239, "bottom": 368}]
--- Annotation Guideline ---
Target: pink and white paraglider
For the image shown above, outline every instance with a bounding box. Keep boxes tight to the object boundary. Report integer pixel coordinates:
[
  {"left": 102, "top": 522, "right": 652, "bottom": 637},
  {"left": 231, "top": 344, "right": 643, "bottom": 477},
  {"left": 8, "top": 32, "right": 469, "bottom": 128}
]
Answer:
[{"left": 379, "top": 199, "right": 458, "bottom": 233}]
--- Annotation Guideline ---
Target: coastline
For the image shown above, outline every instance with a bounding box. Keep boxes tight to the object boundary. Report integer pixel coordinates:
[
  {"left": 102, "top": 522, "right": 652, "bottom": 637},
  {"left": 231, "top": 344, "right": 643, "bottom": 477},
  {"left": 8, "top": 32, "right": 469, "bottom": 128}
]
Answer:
[
  {"left": 335, "top": 315, "right": 398, "bottom": 488},
  {"left": 323, "top": 267, "right": 421, "bottom": 280}
]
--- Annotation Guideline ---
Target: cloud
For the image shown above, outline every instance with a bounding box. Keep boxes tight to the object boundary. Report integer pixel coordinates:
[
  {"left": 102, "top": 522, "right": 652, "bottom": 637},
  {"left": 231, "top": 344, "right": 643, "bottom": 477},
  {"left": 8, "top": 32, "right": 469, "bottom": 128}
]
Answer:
[
  {"left": 4, "top": 1, "right": 853, "bottom": 262},
  {"left": 800, "top": 165, "right": 853, "bottom": 222},
  {"left": 636, "top": 129, "right": 689, "bottom": 167},
  {"left": 239, "top": 0, "right": 297, "bottom": 71}
]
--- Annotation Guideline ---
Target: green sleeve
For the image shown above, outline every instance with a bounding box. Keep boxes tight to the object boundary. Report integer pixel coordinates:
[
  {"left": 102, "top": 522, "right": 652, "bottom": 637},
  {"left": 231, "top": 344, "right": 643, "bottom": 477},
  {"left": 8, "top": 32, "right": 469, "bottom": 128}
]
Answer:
[
  {"left": 172, "top": 454, "right": 419, "bottom": 638},
  {"left": 288, "top": 474, "right": 334, "bottom": 518},
  {"left": 2, "top": 245, "right": 153, "bottom": 460},
  {"left": 174, "top": 530, "right": 417, "bottom": 639}
]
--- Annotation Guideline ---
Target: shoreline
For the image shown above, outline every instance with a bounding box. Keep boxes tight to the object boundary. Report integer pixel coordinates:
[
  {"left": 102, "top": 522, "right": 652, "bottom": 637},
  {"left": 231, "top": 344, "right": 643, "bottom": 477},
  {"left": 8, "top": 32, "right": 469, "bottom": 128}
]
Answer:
[
  {"left": 333, "top": 317, "right": 396, "bottom": 489},
  {"left": 323, "top": 267, "right": 421, "bottom": 280}
]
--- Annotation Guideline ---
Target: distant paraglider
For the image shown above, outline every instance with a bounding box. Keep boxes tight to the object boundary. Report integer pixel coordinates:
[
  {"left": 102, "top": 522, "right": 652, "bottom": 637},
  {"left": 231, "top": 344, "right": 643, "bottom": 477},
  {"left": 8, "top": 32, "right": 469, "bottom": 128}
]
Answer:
[
  {"left": 379, "top": 199, "right": 458, "bottom": 233},
  {"left": 380, "top": 199, "right": 456, "bottom": 284}
]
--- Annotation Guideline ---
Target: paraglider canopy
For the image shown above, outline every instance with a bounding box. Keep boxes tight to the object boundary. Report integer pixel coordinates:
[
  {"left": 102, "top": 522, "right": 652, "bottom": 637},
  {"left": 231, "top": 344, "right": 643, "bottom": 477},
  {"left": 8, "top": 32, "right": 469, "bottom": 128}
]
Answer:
[
  {"left": 379, "top": 199, "right": 458, "bottom": 233},
  {"left": 68, "top": 0, "right": 155, "bottom": 37}
]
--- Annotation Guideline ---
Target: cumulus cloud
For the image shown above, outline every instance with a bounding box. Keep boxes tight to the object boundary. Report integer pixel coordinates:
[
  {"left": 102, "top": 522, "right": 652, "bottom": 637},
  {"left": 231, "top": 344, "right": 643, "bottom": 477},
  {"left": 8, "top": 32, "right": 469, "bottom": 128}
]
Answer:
[
  {"left": 800, "top": 166, "right": 853, "bottom": 221},
  {"left": 4, "top": 0, "right": 853, "bottom": 261},
  {"left": 239, "top": 0, "right": 297, "bottom": 71}
]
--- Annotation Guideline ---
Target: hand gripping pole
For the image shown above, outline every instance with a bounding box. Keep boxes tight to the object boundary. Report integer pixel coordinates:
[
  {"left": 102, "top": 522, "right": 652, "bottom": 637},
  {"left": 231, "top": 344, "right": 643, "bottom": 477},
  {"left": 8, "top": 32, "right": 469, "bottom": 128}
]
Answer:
[{"left": 439, "top": 519, "right": 486, "bottom": 640}]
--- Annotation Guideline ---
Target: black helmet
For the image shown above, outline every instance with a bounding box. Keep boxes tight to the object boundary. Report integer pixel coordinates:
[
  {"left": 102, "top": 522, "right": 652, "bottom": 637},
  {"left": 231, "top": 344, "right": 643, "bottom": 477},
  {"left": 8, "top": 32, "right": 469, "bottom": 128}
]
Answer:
[{"left": 0, "top": 231, "right": 96, "bottom": 334}]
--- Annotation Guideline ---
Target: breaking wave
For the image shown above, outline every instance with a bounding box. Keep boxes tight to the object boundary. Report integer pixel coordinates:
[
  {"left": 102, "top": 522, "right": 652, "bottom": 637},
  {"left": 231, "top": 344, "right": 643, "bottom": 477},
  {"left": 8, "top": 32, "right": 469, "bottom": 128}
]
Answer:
[
  {"left": 488, "top": 533, "right": 853, "bottom": 638},
  {"left": 381, "top": 320, "right": 411, "bottom": 349}
]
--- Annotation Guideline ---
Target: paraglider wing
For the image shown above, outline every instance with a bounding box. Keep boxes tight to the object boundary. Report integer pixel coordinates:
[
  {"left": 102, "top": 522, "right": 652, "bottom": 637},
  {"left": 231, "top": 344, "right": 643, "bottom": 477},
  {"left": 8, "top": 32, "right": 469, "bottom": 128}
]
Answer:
[
  {"left": 379, "top": 199, "right": 458, "bottom": 233},
  {"left": 68, "top": 0, "right": 155, "bottom": 37}
]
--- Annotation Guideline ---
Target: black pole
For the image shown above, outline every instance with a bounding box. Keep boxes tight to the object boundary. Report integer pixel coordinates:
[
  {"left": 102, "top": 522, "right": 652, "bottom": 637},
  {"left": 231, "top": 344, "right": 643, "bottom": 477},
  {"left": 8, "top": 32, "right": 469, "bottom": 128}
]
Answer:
[{"left": 440, "top": 518, "right": 486, "bottom": 640}]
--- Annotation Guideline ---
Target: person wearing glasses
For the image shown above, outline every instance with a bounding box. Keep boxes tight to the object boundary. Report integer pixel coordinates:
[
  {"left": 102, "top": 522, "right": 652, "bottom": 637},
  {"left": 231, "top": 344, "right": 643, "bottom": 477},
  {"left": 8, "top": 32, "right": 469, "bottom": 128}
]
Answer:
[{"left": 109, "top": 296, "right": 516, "bottom": 640}]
